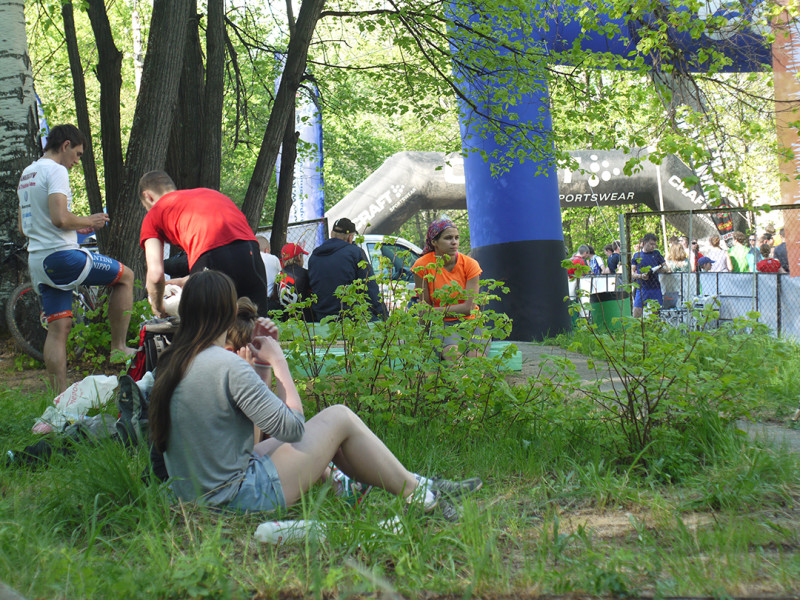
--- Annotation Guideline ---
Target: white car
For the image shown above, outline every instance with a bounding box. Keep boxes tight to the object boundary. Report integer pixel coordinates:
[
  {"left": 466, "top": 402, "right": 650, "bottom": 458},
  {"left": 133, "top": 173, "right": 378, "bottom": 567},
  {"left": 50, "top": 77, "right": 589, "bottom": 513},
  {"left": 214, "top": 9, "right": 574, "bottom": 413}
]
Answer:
[
  {"left": 358, "top": 234, "right": 422, "bottom": 282},
  {"left": 358, "top": 234, "right": 423, "bottom": 310}
]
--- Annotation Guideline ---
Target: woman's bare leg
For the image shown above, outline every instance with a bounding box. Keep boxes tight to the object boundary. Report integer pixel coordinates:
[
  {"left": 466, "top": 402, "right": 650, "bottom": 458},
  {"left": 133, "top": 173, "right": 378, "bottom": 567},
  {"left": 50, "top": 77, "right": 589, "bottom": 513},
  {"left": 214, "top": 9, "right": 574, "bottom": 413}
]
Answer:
[
  {"left": 330, "top": 448, "right": 353, "bottom": 477},
  {"left": 255, "top": 436, "right": 350, "bottom": 486},
  {"left": 267, "top": 404, "right": 418, "bottom": 507},
  {"left": 254, "top": 437, "right": 284, "bottom": 457}
]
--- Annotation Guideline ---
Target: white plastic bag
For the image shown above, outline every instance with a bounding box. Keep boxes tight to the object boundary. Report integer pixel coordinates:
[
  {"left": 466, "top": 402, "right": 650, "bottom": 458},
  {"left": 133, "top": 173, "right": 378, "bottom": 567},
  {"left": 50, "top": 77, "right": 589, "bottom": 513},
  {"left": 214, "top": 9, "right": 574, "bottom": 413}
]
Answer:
[
  {"left": 32, "top": 374, "right": 118, "bottom": 434},
  {"left": 163, "top": 284, "right": 182, "bottom": 317}
]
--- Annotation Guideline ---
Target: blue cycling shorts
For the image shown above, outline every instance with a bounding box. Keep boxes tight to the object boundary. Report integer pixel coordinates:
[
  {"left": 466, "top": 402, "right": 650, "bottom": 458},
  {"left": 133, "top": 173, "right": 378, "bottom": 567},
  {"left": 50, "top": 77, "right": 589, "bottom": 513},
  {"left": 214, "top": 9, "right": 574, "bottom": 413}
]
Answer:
[
  {"left": 38, "top": 250, "right": 124, "bottom": 322},
  {"left": 633, "top": 287, "right": 663, "bottom": 309}
]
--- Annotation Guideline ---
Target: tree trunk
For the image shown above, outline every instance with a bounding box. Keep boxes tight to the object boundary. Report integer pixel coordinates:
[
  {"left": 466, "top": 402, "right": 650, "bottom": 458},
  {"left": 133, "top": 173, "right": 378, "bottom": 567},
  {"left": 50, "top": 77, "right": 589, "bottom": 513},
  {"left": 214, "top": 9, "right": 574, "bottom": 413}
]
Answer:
[
  {"left": 62, "top": 1, "right": 107, "bottom": 249},
  {"left": 104, "top": 0, "right": 192, "bottom": 282},
  {"left": 0, "top": 0, "right": 40, "bottom": 314},
  {"left": 85, "top": 0, "right": 124, "bottom": 212},
  {"left": 240, "top": 0, "right": 325, "bottom": 230},
  {"left": 166, "top": 8, "right": 205, "bottom": 190},
  {"left": 201, "top": 0, "right": 224, "bottom": 190}
]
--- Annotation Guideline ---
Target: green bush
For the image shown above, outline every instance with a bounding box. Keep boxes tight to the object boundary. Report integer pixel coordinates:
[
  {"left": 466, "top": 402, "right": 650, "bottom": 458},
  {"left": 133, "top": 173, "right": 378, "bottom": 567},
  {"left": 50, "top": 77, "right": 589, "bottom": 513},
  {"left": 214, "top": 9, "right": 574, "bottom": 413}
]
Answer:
[
  {"left": 68, "top": 285, "right": 151, "bottom": 367},
  {"left": 278, "top": 268, "right": 516, "bottom": 429},
  {"left": 550, "top": 294, "right": 779, "bottom": 475}
]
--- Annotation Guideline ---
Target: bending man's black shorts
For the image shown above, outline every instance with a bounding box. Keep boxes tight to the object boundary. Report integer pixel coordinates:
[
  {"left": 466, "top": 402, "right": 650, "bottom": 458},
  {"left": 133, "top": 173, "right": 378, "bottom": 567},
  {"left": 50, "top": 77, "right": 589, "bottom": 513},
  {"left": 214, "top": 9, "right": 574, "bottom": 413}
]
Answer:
[{"left": 192, "top": 239, "right": 269, "bottom": 316}]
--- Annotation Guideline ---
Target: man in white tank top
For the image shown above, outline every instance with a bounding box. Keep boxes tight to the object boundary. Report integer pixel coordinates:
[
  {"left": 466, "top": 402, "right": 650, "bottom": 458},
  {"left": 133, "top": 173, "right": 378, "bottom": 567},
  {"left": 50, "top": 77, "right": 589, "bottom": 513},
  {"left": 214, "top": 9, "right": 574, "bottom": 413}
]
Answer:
[{"left": 17, "top": 124, "right": 136, "bottom": 392}]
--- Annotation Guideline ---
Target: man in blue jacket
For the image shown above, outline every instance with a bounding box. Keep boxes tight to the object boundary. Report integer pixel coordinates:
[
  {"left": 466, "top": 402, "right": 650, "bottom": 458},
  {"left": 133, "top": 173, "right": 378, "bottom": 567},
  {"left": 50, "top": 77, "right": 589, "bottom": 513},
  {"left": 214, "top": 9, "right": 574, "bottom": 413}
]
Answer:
[{"left": 308, "top": 218, "right": 386, "bottom": 320}]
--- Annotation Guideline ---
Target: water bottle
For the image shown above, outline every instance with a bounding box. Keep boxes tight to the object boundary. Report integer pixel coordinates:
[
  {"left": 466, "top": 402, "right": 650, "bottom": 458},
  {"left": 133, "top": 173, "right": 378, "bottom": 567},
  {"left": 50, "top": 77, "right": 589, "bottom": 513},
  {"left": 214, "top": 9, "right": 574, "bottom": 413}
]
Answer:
[
  {"left": 377, "top": 516, "right": 404, "bottom": 535},
  {"left": 254, "top": 520, "right": 326, "bottom": 545}
]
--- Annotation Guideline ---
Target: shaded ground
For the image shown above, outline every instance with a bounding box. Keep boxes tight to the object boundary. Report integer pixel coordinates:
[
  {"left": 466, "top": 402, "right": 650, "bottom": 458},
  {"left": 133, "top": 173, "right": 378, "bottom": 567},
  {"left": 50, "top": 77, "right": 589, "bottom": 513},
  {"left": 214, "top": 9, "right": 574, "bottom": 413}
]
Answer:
[{"left": 0, "top": 337, "right": 50, "bottom": 394}]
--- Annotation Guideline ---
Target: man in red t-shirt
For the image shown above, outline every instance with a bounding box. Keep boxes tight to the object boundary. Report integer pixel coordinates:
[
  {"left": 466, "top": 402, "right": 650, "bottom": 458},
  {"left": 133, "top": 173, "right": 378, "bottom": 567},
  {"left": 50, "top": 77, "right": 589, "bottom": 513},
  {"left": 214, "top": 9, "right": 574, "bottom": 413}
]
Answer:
[
  {"left": 139, "top": 171, "right": 268, "bottom": 316},
  {"left": 567, "top": 245, "right": 590, "bottom": 279}
]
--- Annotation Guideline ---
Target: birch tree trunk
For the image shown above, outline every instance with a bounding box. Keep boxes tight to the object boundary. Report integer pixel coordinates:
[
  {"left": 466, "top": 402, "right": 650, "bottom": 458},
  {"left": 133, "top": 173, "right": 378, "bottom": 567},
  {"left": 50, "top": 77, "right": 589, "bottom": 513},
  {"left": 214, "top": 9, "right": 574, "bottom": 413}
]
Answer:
[{"left": 0, "top": 0, "right": 40, "bottom": 312}]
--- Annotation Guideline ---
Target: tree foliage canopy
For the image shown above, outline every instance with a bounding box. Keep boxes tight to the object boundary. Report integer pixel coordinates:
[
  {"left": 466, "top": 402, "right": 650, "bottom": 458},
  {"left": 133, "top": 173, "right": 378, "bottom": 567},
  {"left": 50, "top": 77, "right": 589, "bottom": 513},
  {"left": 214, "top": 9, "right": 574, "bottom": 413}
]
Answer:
[{"left": 15, "top": 0, "right": 796, "bottom": 275}]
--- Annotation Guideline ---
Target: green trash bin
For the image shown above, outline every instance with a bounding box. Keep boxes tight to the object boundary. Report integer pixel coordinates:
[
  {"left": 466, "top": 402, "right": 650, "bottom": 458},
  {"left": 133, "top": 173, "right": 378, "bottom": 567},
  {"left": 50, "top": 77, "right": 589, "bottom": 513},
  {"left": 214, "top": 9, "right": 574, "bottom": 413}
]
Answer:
[
  {"left": 569, "top": 300, "right": 586, "bottom": 329},
  {"left": 589, "top": 291, "right": 631, "bottom": 331}
]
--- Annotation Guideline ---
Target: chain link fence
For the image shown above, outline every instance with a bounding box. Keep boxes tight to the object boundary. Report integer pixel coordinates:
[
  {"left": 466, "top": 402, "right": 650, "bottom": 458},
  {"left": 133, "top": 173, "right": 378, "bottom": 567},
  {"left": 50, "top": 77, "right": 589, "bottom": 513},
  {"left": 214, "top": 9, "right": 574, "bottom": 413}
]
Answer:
[
  {"left": 256, "top": 217, "right": 328, "bottom": 254},
  {"left": 613, "top": 204, "right": 800, "bottom": 340}
]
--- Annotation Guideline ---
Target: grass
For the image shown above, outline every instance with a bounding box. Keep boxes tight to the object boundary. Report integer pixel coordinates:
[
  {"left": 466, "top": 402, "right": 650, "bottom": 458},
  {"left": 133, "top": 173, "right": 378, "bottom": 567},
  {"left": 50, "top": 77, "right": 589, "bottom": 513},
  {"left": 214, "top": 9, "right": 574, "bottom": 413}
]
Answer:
[{"left": 1, "top": 327, "right": 800, "bottom": 598}]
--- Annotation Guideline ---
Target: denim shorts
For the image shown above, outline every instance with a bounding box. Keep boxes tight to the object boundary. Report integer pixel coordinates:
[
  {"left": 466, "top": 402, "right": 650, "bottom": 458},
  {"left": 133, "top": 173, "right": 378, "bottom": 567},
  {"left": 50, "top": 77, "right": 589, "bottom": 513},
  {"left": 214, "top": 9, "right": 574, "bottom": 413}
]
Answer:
[{"left": 226, "top": 454, "right": 286, "bottom": 514}]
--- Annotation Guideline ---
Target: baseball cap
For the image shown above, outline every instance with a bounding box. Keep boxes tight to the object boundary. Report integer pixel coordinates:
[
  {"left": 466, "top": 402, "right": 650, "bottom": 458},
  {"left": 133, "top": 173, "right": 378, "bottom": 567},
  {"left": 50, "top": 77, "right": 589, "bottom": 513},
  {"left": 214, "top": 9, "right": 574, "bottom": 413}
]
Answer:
[
  {"left": 280, "top": 242, "right": 308, "bottom": 266},
  {"left": 697, "top": 256, "right": 714, "bottom": 266},
  {"left": 332, "top": 218, "right": 357, "bottom": 234}
]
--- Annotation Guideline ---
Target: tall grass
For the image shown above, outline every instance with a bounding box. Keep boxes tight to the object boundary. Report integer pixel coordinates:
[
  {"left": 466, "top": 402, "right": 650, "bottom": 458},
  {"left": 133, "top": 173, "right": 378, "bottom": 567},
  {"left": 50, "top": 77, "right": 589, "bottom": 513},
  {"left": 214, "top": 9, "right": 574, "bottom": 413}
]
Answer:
[{"left": 1, "top": 365, "right": 799, "bottom": 598}]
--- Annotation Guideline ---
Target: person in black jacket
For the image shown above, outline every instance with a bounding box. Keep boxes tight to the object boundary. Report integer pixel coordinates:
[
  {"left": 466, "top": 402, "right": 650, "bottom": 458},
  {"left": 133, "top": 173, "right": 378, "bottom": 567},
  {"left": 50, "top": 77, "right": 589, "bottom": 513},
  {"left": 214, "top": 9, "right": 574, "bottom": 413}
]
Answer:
[
  {"left": 773, "top": 228, "right": 790, "bottom": 274},
  {"left": 308, "top": 218, "right": 386, "bottom": 320}
]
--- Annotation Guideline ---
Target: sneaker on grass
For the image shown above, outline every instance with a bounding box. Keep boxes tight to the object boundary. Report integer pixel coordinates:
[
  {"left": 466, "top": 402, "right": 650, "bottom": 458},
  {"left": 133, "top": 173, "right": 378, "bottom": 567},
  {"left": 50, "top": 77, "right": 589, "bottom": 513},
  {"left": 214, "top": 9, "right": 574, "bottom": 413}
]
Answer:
[
  {"left": 406, "top": 476, "right": 439, "bottom": 512},
  {"left": 330, "top": 464, "right": 373, "bottom": 507},
  {"left": 431, "top": 477, "right": 483, "bottom": 500},
  {"left": 437, "top": 498, "right": 463, "bottom": 523}
]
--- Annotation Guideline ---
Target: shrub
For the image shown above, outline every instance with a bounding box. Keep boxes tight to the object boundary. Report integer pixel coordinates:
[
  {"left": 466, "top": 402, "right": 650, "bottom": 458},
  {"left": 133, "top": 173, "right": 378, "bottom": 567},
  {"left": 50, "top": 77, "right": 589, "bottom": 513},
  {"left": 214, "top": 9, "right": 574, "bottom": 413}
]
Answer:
[
  {"left": 555, "top": 287, "right": 774, "bottom": 474},
  {"left": 277, "top": 256, "right": 516, "bottom": 429}
]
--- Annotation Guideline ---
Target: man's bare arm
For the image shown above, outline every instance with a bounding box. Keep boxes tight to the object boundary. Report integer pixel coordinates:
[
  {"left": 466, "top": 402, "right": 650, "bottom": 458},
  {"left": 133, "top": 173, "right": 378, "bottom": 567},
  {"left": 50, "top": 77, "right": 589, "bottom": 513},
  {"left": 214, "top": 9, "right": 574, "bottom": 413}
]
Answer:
[
  {"left": 144, "top": 238, "right": 167, "bottom": 317},
  {"left": 48, "top": 194, "right": 108, "bottom": 230}
]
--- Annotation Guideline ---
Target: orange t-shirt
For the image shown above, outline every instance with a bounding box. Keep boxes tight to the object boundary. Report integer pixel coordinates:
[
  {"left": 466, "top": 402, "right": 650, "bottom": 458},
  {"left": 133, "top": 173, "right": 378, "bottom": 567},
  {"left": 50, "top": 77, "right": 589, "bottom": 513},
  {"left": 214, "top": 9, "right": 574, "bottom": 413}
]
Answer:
[{"left": 412, "top": 252, "right": 482, "bottom": 320}]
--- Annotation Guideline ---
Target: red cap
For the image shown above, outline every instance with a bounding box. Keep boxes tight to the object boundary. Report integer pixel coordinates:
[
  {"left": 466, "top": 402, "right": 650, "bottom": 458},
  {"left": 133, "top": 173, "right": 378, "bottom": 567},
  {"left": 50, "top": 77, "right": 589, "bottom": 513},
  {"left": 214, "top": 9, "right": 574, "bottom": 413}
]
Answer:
[{"left": 281, "top": 242, "right": 308, "bottom": 267}]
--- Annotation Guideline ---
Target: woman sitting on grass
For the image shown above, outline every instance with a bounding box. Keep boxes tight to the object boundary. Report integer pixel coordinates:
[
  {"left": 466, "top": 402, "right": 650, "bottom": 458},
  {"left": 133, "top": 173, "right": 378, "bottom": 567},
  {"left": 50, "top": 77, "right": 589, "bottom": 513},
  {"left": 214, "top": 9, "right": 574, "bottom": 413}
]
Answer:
[
  {"left": 148, "top": 269, "right": 480, "bottom": 514},
  {"left": 412, "top": 218, "right": 488, "bottom": 361}
]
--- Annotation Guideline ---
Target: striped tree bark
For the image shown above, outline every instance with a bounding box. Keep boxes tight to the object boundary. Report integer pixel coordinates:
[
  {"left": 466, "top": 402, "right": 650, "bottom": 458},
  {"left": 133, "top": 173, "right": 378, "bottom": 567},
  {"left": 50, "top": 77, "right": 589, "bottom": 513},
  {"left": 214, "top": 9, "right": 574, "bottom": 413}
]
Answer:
[{"left": 0, "top": 0, "right": 39, "bottom": 314}]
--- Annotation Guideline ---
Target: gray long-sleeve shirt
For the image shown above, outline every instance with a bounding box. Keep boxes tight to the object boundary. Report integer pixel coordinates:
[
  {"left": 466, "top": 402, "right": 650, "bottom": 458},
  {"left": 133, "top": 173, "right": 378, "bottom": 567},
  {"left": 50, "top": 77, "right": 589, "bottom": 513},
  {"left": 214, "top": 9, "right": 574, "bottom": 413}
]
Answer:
[{"left": 164, "top": 346, "right": 305, "bottom": 505}]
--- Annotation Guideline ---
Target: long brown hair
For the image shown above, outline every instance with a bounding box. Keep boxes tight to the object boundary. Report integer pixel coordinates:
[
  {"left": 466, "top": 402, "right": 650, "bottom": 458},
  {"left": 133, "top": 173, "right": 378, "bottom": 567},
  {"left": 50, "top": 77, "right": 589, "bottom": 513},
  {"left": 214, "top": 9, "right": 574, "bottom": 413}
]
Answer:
[
  {"left": 225, "top": 297, "right": 258, "bottom": 351},
  {"left": 149, "top": 270, "right": 237, "bottom": 452}
]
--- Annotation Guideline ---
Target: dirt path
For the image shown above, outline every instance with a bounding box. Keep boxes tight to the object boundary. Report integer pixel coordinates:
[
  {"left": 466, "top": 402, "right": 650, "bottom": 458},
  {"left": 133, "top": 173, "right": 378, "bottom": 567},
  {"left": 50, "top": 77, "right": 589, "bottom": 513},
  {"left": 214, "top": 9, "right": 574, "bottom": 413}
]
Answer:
[{"left": 0, "top": 338, "right": 50, "bottom": 394}]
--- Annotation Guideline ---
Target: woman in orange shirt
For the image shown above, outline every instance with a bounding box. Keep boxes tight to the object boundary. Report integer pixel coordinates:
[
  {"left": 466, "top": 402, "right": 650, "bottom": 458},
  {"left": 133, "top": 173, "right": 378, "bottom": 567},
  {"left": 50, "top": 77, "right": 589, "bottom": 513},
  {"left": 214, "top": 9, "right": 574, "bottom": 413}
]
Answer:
[{"left": 412, "top": 218, "right": 487, "bottom": 360}]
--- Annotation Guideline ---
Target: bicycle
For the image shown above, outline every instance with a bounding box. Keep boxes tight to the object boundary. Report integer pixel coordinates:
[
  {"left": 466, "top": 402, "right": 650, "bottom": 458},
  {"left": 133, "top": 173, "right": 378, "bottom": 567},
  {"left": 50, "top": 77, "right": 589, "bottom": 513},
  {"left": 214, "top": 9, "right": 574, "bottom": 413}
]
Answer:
[{"left": 3, "top": 241, "right": 103, "bottom": 362}]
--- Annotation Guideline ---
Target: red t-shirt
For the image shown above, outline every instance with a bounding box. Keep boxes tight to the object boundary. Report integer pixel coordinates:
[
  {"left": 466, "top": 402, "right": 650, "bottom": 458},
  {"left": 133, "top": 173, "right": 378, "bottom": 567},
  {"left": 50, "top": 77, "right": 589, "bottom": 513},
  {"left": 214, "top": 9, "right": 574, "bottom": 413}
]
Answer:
[
  {"left": 140, "top": 188, "right": 256, "bottom": 269},
  {"left": 757, "top": 258, "right": 782, "bottom": 273},
  {"left": 567, "top": 255, "right": 585, "bottom": 279},
  {"left": 412, "top": 252, "right": 482, "bottom": 320}
]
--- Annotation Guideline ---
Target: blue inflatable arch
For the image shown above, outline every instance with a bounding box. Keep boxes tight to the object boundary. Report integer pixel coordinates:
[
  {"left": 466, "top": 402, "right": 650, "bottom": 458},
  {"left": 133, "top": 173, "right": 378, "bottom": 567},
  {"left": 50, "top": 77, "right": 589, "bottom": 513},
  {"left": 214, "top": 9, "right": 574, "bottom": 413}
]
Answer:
[{"left": 450, "top": 1, "right": 772, "bottom": 339}]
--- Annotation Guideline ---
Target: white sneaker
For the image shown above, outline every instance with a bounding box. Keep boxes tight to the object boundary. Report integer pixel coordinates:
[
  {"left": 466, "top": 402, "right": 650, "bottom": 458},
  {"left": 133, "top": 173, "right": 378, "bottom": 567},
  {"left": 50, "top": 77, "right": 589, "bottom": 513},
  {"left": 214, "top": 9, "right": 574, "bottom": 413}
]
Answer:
[{"left": 407, "top": 476, "right": 438, "bottom": 512}]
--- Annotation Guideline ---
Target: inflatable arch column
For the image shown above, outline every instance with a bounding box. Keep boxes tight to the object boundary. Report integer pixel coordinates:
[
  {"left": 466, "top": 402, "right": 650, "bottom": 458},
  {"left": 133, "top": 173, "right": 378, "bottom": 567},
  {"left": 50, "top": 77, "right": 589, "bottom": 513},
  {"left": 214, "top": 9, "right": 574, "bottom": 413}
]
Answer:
[
  {"left": 454, "top": 10, "right": 570, "bottom": 341},
  {"left": 454, "top": 1, "right": 777, "bottom": 341}
]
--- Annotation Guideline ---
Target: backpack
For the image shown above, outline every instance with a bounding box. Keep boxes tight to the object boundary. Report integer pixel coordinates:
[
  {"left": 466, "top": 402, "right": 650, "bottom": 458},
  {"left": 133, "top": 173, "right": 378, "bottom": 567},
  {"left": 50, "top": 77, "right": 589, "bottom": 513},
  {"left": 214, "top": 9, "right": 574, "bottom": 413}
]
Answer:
[{"left": 128, "top": 317, "right": 180, "bottom": 381}]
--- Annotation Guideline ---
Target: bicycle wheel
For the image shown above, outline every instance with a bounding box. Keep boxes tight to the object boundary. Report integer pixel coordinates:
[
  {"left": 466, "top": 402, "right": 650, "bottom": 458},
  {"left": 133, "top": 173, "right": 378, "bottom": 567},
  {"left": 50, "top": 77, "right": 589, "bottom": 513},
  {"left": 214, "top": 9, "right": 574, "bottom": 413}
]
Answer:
[{"left": 5, "top": 282, "right": 46, "bottom": 362}]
